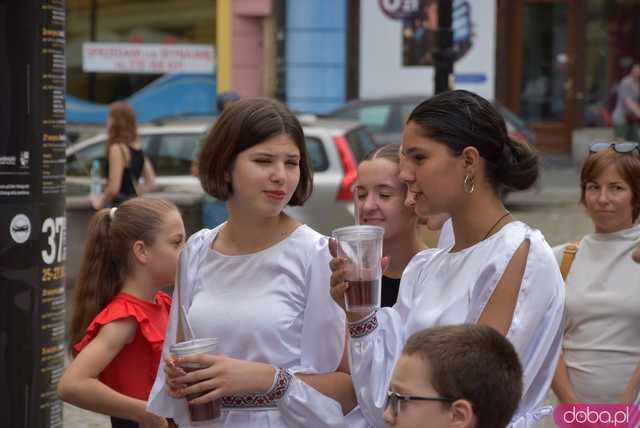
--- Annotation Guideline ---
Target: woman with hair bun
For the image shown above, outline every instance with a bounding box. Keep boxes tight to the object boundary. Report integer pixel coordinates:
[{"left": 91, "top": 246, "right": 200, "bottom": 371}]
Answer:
[{"left": 329, "top": 90, "right": 565, "bottom": 427}]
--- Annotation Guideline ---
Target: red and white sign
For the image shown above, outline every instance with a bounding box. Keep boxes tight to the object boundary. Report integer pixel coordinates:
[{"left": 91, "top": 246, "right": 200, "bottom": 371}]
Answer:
[
  {"left": 82, "top": 43, "right": 215, "bottom": 74},
  {"left": 378, "top": 0, "right": 418, "bottom": 19}
]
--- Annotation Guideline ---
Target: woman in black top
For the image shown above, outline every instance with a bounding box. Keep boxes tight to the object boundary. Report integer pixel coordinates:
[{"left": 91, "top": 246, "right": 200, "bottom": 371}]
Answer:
[
  {"left": 354, "top": 145, "right": 427, "bottom": 307},
  {"left": 91, "top": 101, "right": 156, "bottom": 209}
]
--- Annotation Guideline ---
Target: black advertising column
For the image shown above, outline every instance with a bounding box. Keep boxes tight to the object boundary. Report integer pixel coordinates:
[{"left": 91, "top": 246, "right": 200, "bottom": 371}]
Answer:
[{"left": 0, "top": 0, "right": 66, "bottom": 427}]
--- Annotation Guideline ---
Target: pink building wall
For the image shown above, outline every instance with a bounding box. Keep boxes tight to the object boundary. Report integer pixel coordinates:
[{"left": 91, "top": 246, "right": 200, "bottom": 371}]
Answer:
[{"left": 232, "top": 0, "right": 272, "bottom": 97}]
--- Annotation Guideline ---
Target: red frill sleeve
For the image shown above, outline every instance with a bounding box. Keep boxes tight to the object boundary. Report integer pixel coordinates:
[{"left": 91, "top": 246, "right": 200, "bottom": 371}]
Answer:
[{"left": 73, "top": 291, "right": 172, "bottom": 356}]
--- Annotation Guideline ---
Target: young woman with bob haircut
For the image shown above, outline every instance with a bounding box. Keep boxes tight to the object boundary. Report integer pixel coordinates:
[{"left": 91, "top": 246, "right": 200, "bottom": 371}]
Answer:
[{"left": 148, "top": 97, "right": 357, "bottom": 427}]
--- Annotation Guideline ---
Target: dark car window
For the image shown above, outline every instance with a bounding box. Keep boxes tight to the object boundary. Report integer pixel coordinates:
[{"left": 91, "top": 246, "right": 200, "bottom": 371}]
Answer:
[
  {"left": 149, "top": 133, "right": 199, "bottom": 176},
  {"left": 346, "top": 127, "right": 378, "bottom": 162},
  {"left": 399, "top": 102, "right": 420, "bottom": 131},
  {"left": 66, "top": 141, "right": 105, "bottom": 176},
  {"left": 305, "top": 136, "right": 328, "bottom": 172},
  {"left": 66, "top": 135, "right": 153, "bottom": 177},
  {"left": 334, "top": 105, "right": 392, "bottom": 133}
]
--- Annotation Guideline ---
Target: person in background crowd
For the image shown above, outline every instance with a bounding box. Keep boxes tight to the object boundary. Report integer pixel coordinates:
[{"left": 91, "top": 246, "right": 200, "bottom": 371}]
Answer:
[
  {"left": 58, "top": 198, "right": 185, "bottom": 428},
  {"left": 330, "top": 90, "right": 565, "bottom": 427},
  {"left": 91, "top": 101, "right": 156, "bottom": 209},
  {"left": 552, "top": 141, "right": 640, "bottom": 405},
  {"left": 612, "top": 63, "right": 640, "bottom": 142},
  {"left": 354, "top": 144, "right": 427, "bottom": 307},
  {"left": 630, "top": 242, "right": 640, "bottom": 405},
  {"left": 148, "top": 97, "right": 357, "bottom": 427},
  {"left": 384, "top": 325, "right": 523, "bottom": 428},
  {"left": 190, "top": 91, "right": 241, "bottom": 228},
  {"left": 355, "top": 144, "right": 453, "bottom": 308}
]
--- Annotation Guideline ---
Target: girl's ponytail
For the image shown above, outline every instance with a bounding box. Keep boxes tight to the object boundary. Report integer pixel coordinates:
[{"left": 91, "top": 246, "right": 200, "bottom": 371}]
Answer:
[{"left": 69, "top": 208, "right": 120, "bottom": 350}]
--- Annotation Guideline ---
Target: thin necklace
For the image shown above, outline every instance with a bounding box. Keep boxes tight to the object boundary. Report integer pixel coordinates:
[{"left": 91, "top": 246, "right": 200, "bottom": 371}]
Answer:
[{"left": 482, "top": 211, "right": 511, "bottom": 241}]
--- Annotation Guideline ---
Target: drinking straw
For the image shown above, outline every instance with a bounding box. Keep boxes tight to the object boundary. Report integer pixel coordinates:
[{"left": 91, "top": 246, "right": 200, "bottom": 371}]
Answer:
[
  {"left": 352, "top": 186, "right": 363, "bottom": 283},
  {"left": 353, "top": 187, "right": 360, "bottom": 226},
  {"left": 181, "top": 305, "right": 196, "bottom": 340}
]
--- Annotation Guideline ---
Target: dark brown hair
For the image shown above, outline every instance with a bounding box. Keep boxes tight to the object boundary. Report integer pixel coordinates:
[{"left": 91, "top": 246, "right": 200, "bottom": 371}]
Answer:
[
  {"left": 198, "top": 97, "right": 313, "bottom": 206},
  {"left": 580, "top": 147, "right": 640, "bottom": 221},
  {"left": 362, "top": 144, "right": 401, "bottom": 164},
  {"left": 403, "top": 325, "right": 523, "bottom": 428},
  {"left": 69, "top": 197, "right": 179, "bottom": 350},
  {"left": 408, "top": 90, "right": 539, "bottom": 192},
  {"left": 107, "top": 100, "right": 138, "bottom": 148}
]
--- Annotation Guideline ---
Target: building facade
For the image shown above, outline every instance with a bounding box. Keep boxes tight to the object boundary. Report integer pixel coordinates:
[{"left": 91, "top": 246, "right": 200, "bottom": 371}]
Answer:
[
  {"left": 66, "top": 1, "right": 640, "bottom": 152},
  {"left": 497, "top": 0, "right": 640, "bottom": 153},
  {"left": 66, "top": 0, "right": 217, "bottom": 103}
]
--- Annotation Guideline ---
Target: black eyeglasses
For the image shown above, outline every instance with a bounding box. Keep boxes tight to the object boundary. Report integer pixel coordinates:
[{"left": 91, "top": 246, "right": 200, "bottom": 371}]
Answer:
[
  {"left": 386, "top": 390, "right": 456, "bottom": 418},
  {"left": 589, "top": 142, "right": 640, "bottom": 155}
]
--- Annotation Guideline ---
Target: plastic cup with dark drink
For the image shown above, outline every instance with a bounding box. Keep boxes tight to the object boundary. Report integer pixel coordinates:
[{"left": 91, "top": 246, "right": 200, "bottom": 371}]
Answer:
[
  {"left": 332, "top": 225, "right": 384, "bottom": 313},
  {"left": 169, "top": 338, "right": 221, "bottom": 425}
]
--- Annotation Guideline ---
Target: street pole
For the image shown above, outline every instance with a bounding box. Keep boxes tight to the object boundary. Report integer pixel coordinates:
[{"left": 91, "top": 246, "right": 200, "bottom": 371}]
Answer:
[
  {"left": 434, "top": 0, "right": 454, "bottom": 94},
  {"left": 0, "top": 0, "right": 67, "bottom": 427}
]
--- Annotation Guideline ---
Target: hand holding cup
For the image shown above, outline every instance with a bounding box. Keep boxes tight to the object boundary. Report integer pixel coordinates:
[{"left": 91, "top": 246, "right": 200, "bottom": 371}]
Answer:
[
  {"left": 328, "top": 238, "right": 349, "bottom": 310},
  {"left": 328, "top": 237, "right": 390, "bottom": 313},
  {"left": 169, "top": 338, "right": 221, "bottom": 424},
  {"left": 171, "top": 354, "right": 275, "bottom": 405},
  {"left": 163, "top": 354, "right": 187, "bottom": 398}
]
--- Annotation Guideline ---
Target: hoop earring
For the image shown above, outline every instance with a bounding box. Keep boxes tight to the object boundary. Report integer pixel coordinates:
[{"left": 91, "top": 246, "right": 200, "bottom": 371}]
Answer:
[{"left": 463, "top": 175, "right": 476, "bottom": 194}]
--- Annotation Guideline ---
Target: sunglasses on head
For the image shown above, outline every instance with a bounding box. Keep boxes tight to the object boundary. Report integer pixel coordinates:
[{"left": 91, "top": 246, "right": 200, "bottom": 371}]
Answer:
[{"left": 589, "top": 142, "right": 640, "bottom": 155}]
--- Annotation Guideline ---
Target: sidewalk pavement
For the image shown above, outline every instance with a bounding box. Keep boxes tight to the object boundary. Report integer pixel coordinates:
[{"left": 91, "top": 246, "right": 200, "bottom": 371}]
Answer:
[
  {"left": 62, "top": 352, "right": 110, "bottom": 428},
  {"left": 505, "top": 154, "right": 581, "bottom": 207},
  {"left": 63, "top": 402, "right": 110, "bottom": 428}
]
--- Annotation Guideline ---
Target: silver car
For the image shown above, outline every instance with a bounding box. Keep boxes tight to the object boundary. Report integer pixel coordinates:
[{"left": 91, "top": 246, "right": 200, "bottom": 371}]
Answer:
[
  {"left": 65, "top": 117, "right": 377, "bottom": 235},
  {"left": 327, "top": 95, "right": 536, "bottom": 148}
]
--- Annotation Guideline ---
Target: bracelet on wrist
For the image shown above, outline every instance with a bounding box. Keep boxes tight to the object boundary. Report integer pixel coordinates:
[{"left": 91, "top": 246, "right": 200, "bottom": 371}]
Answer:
[{"left": 348, "top": 309, "right": 379, "bottom": 338}]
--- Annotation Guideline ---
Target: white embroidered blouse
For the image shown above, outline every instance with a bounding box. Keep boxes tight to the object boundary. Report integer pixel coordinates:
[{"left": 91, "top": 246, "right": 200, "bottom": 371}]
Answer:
[
  {"left": 348, "top": 221, "right": 566, "bottom": 428},
  {"left": 147, "top": 224, "right": 349, "bottom": 427}
]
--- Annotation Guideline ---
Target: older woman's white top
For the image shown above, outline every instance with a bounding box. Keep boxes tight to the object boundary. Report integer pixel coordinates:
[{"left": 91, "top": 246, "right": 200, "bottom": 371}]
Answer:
[
  {"left": 148, "top": 224, "right": 349, "bottom": 428},
  {"left": 554, "top": 224, "right": 640, "bottom": 403},
  {"left": 348, "top": 221, "right": 565, "bottom": 428}
]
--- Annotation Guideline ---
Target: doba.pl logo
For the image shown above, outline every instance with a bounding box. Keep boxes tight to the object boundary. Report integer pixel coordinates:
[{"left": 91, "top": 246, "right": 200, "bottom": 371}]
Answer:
[{"left": 554, "top": 404, "right": 640, "bottom": 427}]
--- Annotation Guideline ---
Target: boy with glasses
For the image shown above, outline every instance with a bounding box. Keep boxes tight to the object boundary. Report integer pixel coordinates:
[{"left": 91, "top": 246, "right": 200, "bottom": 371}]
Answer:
[{"left": 384, "top": 325, "right": 523, "bottom": 428}]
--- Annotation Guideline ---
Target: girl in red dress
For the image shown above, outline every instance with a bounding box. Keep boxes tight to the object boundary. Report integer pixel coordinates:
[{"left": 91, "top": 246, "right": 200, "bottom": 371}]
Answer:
[{"left": 58, "top": 197, "right": 185, "bottom": 428}]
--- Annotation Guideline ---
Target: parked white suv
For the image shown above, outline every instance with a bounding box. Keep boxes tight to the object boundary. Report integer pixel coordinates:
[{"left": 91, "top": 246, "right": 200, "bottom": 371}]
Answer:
[{"left": 65, "top": 117, "right": 377, "bottom": 235}]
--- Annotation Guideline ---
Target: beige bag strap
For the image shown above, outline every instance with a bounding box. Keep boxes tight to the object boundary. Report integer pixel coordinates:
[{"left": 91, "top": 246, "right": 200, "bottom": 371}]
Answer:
[
  {"left": 117, "top": 143, "right": 141, "bottom": 196},
  {"left": 560, "top": 241, "right": 580, "bottom": 281}
]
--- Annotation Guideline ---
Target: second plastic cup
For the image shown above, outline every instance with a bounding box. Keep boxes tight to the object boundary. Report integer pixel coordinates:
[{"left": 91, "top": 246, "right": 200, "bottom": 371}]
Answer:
[
  {"left": 170, "top": 338, "right": 220, "bottom": 425},
  {"left": 332, "top": 225, "right": 384, "bottom": 313}
]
